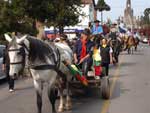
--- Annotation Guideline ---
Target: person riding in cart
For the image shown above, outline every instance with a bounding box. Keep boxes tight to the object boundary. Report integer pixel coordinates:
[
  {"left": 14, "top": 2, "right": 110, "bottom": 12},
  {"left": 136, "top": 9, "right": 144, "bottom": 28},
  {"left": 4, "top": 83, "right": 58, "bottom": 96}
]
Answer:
[
  {"left": 93, "top": 38, "right": 113, "bottom": 79},
  {"left": 73, "top": 28, "right": 94, "bottom": 77}
]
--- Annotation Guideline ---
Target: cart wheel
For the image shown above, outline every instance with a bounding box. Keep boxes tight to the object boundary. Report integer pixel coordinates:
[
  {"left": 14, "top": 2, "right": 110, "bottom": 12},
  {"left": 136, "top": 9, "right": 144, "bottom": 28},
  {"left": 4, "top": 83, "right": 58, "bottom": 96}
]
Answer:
[{"left": 101, "top": 76, "right": 110, "bottom": 99}]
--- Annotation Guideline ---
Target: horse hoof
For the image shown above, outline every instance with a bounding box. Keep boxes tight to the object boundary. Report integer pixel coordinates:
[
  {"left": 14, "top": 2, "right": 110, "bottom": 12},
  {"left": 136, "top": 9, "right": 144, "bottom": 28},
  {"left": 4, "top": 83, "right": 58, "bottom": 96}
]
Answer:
[{"left": 58, "top": 107, "right": 64, "bottom": 112}]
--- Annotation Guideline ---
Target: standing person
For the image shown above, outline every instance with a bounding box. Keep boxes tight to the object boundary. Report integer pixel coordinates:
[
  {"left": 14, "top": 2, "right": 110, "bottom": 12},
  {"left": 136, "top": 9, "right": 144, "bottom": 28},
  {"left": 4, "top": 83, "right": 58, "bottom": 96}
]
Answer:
[
  {"left": 2, "top": 32, "right": 16, "bottom": 92},
  {"left": 109, "top": 23, "right": 119, "bottom": 40},
  {"left": 73, "top": 28, "right": 94, "bottom": 76},
  {"left": 91, "top": 20, "right": 103, "bottom": 35},
  {"left": 2, "top": 44, "right": 15, "bottom": 92},
  {"left": 100, "top": 38, "right": 113, "bottom": 76}
]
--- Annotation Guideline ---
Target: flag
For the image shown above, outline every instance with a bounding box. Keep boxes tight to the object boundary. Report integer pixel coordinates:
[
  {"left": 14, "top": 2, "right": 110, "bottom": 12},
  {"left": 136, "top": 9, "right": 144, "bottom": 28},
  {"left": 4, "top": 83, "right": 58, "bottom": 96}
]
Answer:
[{"left": 64, "top": 62, "right": 88, "bottom": 86}]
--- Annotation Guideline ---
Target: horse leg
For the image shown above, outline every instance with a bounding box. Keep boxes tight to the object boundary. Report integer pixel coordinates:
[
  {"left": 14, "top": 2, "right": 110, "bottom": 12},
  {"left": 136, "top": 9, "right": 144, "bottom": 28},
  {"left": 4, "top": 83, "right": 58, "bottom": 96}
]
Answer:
[
  {"left": 132, "top": 47, "right": 134, "bottom": 54},
  {"left": 115, "top": 54, "right": 118, "bottom": 63},
  {"left": 135, "top": 45, "right": 137, "bottom": 51},
  {"left": 58, "top": 87, "right": 65, "bottom": 112},
  {"left": 48, "top": 85, "right": 57, "bottom": 113},
  {"left": 65, "top": 81, "right": 72, "bottom": 110},
  {"left": 34, "top": 80, "right": 43, "bottom": 113},
  {"left": 128, "top": 47, "right": 131, "bottom": 54}
]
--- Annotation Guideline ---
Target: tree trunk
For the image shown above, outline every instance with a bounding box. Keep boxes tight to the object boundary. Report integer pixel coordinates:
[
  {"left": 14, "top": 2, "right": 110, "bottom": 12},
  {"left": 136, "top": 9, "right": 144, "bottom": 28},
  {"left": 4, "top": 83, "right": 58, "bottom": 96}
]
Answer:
[{"left": 59, "top": 26, "right": 64, "bottom": 35}]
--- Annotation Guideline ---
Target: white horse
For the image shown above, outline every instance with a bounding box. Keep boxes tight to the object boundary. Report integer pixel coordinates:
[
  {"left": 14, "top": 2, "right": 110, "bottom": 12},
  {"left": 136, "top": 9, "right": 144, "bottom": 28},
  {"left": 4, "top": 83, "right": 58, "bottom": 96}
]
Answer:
[{"left": 4, "top": 34, "right": 73, "bottom": 113}]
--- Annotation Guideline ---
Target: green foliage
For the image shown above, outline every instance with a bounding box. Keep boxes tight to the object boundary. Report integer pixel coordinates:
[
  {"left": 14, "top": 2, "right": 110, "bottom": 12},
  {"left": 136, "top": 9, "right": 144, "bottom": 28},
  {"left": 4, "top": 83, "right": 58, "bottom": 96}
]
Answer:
[
  {"left": 95, "top": 0, "right": 110, "bottom": 12},
  {"left": 143, "top": 8, "right": 150, "bottom": 25},
  {"left": 0, "top": 0, "right": 82, "bottom": 37},
  {"left": 0, "top": 0, "right": 37, "bottom": 36}
]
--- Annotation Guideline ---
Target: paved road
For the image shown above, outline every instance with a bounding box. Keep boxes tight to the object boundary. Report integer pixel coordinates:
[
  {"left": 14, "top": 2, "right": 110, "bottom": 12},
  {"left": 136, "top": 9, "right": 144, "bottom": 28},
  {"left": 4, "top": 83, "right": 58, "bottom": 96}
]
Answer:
[{"left": 0, "top": 43, "right": 150, "bottom": 113}]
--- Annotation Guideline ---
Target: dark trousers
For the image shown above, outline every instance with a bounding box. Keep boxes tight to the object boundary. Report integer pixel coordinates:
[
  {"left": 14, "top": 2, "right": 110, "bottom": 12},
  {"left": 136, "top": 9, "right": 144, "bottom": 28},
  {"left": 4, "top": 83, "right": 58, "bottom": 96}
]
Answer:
[
  {"left": 78, "top": 58, "right": 93, "bottom": 76},
  {"left": 6, "top": 67, "right": 14, "bottom": 89},
  {"left": 101, "top": 63, "right": 109, "bottom": 76}
]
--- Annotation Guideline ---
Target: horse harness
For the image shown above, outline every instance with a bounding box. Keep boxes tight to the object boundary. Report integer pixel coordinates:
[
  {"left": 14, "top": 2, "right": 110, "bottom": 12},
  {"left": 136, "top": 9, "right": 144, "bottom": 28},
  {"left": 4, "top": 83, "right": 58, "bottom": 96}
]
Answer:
[
  {"left": 7, "top": 43, "right": 26, "bottom": 66},
  {"left": 8, "top": 42, "right": 65, "bottom": 77}
]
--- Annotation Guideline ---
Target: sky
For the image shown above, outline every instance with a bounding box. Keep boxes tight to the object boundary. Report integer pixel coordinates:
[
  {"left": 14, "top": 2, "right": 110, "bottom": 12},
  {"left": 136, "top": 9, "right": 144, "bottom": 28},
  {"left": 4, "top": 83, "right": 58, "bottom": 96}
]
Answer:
[{"left": 97, "top": 0, "right": 150, "bottom": 22}]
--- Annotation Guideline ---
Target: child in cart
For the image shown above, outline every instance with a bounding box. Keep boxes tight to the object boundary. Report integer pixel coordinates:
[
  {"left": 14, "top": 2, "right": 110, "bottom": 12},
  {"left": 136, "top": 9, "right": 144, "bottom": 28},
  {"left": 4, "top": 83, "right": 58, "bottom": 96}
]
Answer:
[
  {"left": 93, "top": 38, "right": 113, "bottom": 78},
  {"left": 93, "top": 45, "right": 102, "bottom": 79}
]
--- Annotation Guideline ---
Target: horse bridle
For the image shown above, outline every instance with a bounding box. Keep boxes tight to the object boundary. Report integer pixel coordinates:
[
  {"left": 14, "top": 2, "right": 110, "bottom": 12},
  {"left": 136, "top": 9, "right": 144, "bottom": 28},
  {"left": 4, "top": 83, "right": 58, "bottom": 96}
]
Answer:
[
  {"left": 8, "top": 44, "right": 26, "bottom": 66},
  {"left": 7, "top": 41, "right": 66, "bottom": 79}
]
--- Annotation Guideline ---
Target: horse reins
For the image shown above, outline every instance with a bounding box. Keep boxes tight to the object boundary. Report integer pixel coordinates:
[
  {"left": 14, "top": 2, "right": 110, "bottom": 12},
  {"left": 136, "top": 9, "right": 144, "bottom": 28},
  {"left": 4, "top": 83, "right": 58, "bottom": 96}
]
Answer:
[
  {"left": 8, "top": 44, "right": 27, "bottom": 66},
  {"left": 7, "top": 41, "right": 64, "bottom": 78}
]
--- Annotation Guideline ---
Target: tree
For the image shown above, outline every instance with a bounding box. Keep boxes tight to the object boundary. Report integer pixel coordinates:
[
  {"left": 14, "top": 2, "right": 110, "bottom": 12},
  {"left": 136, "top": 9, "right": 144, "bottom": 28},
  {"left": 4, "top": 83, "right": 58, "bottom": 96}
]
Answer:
[
  {"left": 143, "top": 8, "right": 150, "bottom": 25},
  {"left": 95, "top": 0, "right": 110, "bottom": 11},
  {"left": 0, "top": 0, "right": 82, "bottom": 37},
  {"left": 93, "top": 0, "right": 110, "bottom": 23},
  {"left": 0, "top": 0, "right": 37, "bottom": 36},
  {"left": 20, "top": 0, "right": 82, "bottom": 34}
]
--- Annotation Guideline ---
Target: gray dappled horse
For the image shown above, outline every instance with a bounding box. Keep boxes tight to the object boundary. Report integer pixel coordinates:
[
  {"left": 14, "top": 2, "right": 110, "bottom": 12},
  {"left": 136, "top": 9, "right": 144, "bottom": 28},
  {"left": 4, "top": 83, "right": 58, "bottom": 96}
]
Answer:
[
  {"left": 108, "top": 32, "right": 122, "bottom": 64},
  {"left": 4, "top": 34, "right": 73, "bottom": 113}
]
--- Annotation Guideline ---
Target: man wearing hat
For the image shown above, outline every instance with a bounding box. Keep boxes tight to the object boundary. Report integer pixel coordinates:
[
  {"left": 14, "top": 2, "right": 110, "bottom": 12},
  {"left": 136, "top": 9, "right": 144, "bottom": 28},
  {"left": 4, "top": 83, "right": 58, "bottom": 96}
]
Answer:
[
  {"left": 91, "top": 20, "right": 103, "bottom": 35},
  {"left": 109, "top": 23, "right": 119, "bottom": 40},
  {"left": 73, "top": 28, "right": 94, "bottom": 76}
]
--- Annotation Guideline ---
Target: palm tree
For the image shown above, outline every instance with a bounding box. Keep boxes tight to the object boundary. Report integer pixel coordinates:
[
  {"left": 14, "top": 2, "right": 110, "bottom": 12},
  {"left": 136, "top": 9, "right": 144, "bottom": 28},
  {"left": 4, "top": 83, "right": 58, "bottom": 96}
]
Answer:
[{"left": 92, "top": 0, "right": 110, "bottom": 24}]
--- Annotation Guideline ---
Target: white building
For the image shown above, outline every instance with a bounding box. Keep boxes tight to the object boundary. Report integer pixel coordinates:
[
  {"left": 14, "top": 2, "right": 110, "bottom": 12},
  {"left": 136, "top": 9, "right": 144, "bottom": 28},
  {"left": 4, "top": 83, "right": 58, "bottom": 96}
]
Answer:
[{"left": 45, "top": 0, "right": 96, "bottom": 39}]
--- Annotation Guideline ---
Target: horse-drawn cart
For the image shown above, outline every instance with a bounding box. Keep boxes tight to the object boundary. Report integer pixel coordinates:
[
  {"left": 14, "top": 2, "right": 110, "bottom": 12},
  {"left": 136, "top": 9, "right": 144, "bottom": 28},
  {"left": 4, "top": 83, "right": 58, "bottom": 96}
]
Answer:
[
  {"left": 87, "top": 70, "right": 110, "bottom": 99},
  {"left": 67, "top": 63, "right": 110, "bottom": 100},
  {"left": 4, "top": 33, "right": 111, "bottom": 113}
]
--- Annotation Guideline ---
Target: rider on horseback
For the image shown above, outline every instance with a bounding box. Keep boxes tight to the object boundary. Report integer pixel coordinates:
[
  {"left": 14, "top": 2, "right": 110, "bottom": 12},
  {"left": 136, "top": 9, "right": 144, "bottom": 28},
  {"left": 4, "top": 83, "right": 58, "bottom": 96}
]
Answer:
[
  {"left": 91, "top": 20, "right": 103, "bottom": 35},
  {"left": 127, "top": 28, "right": 133, "bottom": 37},
  {"left": 108, "top": 23, "right": 122, "bottom": 63},
  {"left": 109, "top": 22, "right": 120, "bottom": 41}
]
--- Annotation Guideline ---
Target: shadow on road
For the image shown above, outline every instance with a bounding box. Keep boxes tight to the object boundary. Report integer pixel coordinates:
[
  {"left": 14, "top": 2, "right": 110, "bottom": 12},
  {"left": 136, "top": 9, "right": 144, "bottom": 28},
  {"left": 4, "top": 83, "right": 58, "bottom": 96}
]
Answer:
[
  {"left": 15, "top": 86, "right": 34, "bottom": 92},
  {"left": 110, "top": 74, "right": 128, "bottom": 78},
  {"left": 109, "top": 62, "right": 136, "bottom": 70},
  {"left": 67, "top": 87, "right": 105, "bottom": 113},
  {"left": 119, "top": 62, "right": 136, "bottom": 67},
  {"left": 111, "top": 81, "right": 131, "bottom": 100}
]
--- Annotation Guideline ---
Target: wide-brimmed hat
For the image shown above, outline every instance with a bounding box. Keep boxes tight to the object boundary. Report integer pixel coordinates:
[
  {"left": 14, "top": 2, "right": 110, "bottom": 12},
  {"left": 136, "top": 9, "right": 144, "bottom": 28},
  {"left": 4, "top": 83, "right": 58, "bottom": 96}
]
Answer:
[
  {"left": 60, "top": 34, "right": 68, "bottom": 40},
  {"left": 82, "top": 28, "right": 91, "bottom": 35},
  {"left": 94, "top": 20, "right": 100, "bottom": 23}
]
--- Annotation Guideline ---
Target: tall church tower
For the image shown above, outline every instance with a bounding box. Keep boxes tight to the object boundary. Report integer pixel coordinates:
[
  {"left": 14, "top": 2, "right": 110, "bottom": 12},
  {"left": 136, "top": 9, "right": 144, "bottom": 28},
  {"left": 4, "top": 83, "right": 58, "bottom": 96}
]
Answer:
[
  {"left": 126, "top": 0, "right": 131, "bottom": 8},
  {"left": 124, "top": 0, "right": 134, "bottom": 28}
]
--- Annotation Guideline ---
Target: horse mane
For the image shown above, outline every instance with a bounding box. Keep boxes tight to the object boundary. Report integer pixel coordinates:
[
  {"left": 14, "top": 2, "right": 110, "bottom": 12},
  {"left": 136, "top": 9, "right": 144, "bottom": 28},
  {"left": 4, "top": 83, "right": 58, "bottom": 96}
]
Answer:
[{"left": 27, "top": 36, "right": 54, "bottom": 62}]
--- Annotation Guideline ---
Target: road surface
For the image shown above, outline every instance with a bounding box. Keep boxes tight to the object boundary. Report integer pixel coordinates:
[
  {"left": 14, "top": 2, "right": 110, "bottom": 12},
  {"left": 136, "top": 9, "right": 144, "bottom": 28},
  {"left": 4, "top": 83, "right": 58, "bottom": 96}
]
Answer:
[{"left": 0, "top": 43, "right": 150, "bottom": 113}]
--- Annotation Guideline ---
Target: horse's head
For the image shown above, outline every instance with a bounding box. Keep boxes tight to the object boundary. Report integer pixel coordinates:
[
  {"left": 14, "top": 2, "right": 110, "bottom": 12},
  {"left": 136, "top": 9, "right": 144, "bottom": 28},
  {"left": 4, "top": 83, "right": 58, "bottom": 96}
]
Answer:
[{"left": 4, "top": 34, "right": 27, "bottom": 78}]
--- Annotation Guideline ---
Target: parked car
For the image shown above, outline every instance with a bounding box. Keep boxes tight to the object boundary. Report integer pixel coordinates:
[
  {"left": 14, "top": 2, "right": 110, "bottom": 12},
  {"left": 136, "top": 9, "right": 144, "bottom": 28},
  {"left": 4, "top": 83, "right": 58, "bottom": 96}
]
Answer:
[
  {"left": 0, "top": 45, "right": 6, "bottom": 80},
  {"left": 142, "top": 38, "right": 148, "bottom": 44}
]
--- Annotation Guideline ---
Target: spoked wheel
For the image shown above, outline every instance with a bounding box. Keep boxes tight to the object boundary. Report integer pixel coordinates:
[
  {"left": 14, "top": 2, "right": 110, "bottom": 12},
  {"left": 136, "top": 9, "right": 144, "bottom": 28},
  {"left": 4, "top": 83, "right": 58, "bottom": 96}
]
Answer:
[{"left": 101, "top": 76, "right": 110, "bottom": 99}]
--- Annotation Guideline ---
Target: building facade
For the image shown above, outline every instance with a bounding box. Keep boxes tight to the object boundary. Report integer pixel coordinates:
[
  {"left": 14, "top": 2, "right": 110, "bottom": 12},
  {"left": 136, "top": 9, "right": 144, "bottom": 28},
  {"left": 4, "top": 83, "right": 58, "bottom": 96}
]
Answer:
[
  {"left": 124, "top": 0, "right": 139, "bottom": 29},
  {"left": 78, "top": 0, "right": 97, "bottom": 28},
  {"left": 124, "top": 0, "right": 134, "bottom": 29},
  {"left": 81, "top": 0, "right": 97, "bottom": 21}
]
